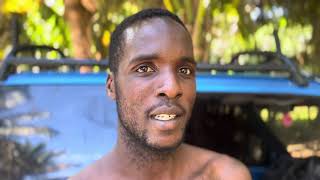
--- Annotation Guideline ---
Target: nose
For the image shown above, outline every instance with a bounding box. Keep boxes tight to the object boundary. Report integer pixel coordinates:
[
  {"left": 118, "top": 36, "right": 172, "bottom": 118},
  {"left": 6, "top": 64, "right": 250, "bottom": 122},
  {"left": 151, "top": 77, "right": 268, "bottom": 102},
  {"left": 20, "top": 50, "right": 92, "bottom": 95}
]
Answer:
[{"left": 156, "top": 70, "right": 182, "bottom": 99}]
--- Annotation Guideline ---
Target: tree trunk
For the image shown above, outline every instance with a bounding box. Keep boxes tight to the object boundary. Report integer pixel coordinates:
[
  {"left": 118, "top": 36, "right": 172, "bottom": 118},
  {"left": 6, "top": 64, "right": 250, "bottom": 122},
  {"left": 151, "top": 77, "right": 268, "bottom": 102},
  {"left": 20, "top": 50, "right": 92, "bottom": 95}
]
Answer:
[
  {"left": 64, "top": 0, "right": 96, "bottom": 59},
  {"left": 311, "top": 19, "right": 320, "bottom": 74},
  {"left": 192, "top": 0, "right": 206, "bottom": 62}
]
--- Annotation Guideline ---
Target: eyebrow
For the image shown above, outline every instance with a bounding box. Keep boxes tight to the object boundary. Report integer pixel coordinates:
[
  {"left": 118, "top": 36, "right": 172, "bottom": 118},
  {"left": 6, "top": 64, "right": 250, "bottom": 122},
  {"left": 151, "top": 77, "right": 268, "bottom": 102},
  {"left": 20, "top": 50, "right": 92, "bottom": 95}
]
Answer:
[
  {"left": 180, "top": 56, "right": 197, "bottom": 66},
  {"left": 129, "top": 53, "right": 196, "bottom": 66},
  {"left": 129, "top": 53, "right": 160, "bottom": 65}
]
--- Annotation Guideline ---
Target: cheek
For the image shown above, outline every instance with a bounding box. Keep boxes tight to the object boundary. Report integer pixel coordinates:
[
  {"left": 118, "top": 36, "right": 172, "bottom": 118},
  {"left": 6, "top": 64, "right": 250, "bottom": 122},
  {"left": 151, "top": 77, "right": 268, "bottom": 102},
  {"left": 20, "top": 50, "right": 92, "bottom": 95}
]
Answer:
[
  {"left": 118, "top": 77, "right": 154, "bottom": 107},
  {"left": 181, "top": 81, "right": 196, "bottom": 118}
]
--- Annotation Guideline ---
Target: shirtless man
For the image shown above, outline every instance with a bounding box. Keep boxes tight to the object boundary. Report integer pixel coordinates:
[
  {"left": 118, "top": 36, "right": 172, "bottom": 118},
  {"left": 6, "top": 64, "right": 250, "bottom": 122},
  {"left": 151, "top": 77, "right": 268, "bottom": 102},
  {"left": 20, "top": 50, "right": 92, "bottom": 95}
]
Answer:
[{"left": 72, "top": 8, "right": 252, "bottom": 180}]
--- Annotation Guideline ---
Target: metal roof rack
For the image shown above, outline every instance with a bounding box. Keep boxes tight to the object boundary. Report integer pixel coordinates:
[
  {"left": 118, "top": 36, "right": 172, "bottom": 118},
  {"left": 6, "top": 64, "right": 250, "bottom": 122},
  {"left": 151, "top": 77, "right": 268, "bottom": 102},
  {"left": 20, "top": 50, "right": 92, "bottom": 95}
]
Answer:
[
  {"left": 0, "top": 45, "right": 109, "bottom": 81},
  {"left": 197, "top": 30, "right": 309, "bottom": 87},
  {"left": 7, "top": 45, "right": 66, "bottom": 58},
  {"left": 197, "top": 51, "right": 308, "bottom": 87},
  {"left": 0, "top": 34, "right": 309, "bottom": 87}
]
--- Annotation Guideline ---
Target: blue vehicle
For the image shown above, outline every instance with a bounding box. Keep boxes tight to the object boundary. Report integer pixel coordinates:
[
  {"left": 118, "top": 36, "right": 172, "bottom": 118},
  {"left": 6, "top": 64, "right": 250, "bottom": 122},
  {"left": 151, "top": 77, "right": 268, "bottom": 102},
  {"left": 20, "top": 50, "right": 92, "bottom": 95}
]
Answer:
[{"left": 0, "top": 45, "right": 320, "bottom": 180}]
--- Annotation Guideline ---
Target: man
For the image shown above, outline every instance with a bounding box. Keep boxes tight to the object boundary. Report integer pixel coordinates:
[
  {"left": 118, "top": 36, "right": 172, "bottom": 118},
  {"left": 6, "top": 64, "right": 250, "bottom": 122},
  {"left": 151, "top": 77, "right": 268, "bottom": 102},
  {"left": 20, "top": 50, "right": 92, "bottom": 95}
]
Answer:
[{"left": 72, "top": 8, "right": 251, "bottom": 180}]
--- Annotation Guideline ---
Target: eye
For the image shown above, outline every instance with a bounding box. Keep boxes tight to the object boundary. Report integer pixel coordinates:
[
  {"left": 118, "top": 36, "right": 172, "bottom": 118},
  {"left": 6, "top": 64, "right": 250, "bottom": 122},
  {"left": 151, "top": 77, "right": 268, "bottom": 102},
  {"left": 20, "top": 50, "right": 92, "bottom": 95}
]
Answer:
[
  {"left": 179, "top": 67, "right": 192, "bottom": 75},
  {"left": 136, "top": 65, "right": 154, "bottom": 73}
]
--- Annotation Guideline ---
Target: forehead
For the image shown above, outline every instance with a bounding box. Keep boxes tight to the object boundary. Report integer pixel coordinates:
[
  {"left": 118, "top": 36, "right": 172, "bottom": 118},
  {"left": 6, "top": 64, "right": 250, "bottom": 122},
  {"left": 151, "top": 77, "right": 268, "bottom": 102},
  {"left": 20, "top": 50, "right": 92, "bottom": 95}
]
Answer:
[
  {"left": 121, "top": 17, "right": 193, "bottom": 64},
  {"left": 123, "top": 17, "right": 190, "bottom": 44}
]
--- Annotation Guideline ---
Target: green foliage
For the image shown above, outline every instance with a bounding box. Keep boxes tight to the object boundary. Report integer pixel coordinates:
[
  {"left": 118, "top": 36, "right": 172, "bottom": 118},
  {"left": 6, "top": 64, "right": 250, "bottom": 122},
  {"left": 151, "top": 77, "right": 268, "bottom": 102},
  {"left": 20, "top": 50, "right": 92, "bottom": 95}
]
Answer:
[
  {"left": 0, "top": 0, "right": 70, "bottom": 59},
  {"left": 22, "top": 0, "right": 71, "bottom": 56}
]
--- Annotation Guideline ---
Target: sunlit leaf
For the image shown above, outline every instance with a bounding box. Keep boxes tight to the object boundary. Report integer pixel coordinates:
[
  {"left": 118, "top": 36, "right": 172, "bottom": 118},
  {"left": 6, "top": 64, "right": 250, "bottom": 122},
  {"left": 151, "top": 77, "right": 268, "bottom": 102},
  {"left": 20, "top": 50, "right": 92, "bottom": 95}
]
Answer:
[
  {"left": 1, "top": 0, "right": 40, "bottom": 14},
  {"left": 102, "top": 30, "right": 111, "bottom": 47},
  {"left": 279, "top": 17, "right": 287, "bottom": 28},
  {"left": 163, "top": 0, "right": 174, "bottom": 12}
]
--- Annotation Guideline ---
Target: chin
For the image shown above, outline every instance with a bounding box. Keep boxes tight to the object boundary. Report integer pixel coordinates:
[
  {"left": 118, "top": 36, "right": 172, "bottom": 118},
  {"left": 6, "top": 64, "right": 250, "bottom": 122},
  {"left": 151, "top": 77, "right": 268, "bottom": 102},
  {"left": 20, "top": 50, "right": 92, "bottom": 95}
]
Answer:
[{"left": 147, "top": 135, "right": 184, "bottom": 153}]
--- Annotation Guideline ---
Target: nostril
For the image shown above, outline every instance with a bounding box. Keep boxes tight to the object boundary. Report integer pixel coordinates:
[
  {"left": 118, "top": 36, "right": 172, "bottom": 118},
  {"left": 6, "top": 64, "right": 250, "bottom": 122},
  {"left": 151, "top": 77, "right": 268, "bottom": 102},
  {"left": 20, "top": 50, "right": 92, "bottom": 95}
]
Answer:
[{"left": 157, "top": 92, "right": 182, "bottom": 99}]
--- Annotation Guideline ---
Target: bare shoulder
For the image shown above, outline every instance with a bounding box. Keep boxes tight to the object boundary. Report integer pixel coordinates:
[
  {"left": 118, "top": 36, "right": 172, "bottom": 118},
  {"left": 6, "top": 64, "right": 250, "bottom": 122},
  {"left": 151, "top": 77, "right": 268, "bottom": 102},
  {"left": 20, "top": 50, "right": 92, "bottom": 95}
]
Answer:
[
  {"left": 210, "top": 153, "right": 252, "bottom": 180},
  {"left": 182, "top": 144, "right": 252, "bottom": 180}
]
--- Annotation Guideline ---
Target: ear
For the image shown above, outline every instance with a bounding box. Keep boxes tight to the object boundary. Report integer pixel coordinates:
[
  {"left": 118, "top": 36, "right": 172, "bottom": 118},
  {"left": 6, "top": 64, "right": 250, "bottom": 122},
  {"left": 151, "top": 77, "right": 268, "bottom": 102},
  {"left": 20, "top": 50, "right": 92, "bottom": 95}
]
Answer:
[{"left": 106, "top": 73, "right": 116, "bottom": 100}]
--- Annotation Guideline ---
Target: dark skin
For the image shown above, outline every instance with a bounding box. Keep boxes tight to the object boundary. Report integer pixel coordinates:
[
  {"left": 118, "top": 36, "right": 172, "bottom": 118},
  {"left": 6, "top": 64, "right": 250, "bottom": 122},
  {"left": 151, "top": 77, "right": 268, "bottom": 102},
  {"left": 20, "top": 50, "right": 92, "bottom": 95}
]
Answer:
[{"left": 71, "top": 17, "right": 252, "bottom": 180}]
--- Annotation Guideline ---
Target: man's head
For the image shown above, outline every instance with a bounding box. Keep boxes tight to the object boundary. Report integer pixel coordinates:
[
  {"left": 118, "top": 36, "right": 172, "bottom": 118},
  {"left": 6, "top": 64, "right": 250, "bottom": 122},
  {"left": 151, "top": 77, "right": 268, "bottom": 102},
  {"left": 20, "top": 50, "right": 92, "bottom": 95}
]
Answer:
[
  {"left": 108, "top": 8, "right": 188, "bottom": 74},
  {"left": 107, "top": 8, "right": 196, "bottom": 153}
]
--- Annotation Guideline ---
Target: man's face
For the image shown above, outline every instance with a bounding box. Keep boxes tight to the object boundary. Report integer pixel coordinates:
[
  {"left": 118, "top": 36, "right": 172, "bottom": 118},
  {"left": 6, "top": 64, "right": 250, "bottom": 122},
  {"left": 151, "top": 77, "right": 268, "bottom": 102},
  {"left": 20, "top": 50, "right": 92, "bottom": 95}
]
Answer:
[{"left": 109, "top": 18, "right": 196, "bottom": 152}]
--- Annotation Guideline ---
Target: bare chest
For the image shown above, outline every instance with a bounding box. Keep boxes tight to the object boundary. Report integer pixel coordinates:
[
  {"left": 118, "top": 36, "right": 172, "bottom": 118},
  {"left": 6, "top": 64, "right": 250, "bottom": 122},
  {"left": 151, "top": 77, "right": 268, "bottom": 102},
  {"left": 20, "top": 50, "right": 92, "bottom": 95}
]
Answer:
[{"left": 93, "top": 166, "right": 215, "bottom": 180}]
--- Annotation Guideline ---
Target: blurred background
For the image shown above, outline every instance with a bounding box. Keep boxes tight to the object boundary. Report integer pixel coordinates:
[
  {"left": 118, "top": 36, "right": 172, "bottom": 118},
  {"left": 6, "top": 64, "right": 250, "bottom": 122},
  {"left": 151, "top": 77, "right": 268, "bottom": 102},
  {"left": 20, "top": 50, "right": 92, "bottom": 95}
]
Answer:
[
  {"left": 0, "top": 1, "right": 320, "bottom": 179},
  {"left": 0, "top": 0, "right": 319, "bottom": 74}
]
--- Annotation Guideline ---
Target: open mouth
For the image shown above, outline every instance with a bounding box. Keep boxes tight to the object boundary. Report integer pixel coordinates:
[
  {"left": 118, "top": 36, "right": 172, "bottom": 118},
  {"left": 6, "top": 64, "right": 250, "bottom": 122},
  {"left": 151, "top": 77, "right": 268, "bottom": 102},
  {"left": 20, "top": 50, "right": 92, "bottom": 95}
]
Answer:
[
  {"left": 149, "top": 104, "right": 185, "bottom": 122},
  {"left": 154, "top": 114, "right": 177, "bottom": 121}
]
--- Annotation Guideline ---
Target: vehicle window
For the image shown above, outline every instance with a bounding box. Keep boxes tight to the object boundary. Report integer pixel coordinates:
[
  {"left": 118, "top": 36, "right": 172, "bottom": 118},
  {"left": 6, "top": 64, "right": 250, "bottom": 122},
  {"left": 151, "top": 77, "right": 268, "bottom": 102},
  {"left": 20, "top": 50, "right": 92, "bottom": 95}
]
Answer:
[
  {"left": 186, "top": 99, "right": 275, "bottom": 166},
  {"left": 0, "top": 85, "right": 118, "bottom": 179},
  {"left": 260, "top": 105, "right": 320, "bottom": 158},
  {"left": 186, "top": 94, "right": 320, "bottom": 167}
]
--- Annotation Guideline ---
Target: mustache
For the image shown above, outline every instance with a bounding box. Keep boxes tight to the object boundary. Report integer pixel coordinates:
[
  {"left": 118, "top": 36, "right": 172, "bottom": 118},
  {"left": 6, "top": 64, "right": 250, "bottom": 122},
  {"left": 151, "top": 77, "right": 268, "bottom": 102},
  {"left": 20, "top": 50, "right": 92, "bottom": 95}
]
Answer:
[{"left": 145, "top": 101, "right": 186, "bottom": 116}]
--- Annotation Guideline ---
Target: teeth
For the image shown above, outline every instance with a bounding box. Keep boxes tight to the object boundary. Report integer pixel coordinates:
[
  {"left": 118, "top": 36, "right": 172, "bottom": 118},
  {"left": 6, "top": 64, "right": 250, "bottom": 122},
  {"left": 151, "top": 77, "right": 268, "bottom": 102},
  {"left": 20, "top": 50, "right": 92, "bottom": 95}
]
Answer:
[{"left": 154, "top": 114, "right": 176, "bottom": 121}]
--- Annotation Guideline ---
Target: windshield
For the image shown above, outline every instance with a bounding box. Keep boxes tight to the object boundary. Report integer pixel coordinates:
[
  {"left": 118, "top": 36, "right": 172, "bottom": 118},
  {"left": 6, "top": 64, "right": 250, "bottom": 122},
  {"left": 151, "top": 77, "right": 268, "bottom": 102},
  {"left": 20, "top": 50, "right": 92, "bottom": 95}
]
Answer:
[
  {"left": 259, "top": 105, "right": 320, "bottom": 158},
  {"left": 0, "top": 85, "right": 118, "bottom": 179},
  {"left": 186, "top": 94, "right": 320, "bottom": 167}
]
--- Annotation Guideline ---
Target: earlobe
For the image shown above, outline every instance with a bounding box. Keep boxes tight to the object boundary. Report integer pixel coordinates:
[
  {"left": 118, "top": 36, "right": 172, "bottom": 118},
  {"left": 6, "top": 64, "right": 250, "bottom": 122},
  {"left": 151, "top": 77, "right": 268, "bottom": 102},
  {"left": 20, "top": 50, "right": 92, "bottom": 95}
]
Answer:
[{"left": 106, "top": 73, "right": 116, "bottom": 100}]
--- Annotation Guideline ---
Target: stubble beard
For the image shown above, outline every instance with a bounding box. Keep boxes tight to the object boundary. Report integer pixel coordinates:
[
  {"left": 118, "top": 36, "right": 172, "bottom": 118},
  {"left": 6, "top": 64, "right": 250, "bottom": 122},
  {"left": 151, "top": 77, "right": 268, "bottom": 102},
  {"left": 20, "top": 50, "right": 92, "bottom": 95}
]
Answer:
[{"left": 114, "top": 81, "right": 186, "bottom": 166}]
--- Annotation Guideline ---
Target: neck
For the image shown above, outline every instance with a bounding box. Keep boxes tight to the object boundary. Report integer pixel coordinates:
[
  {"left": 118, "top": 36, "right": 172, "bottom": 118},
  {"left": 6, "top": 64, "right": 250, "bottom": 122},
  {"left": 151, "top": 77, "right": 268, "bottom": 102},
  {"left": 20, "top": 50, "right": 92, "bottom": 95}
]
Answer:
[{"left": 112, "top": 125, "right": 180, "bottom": 179}]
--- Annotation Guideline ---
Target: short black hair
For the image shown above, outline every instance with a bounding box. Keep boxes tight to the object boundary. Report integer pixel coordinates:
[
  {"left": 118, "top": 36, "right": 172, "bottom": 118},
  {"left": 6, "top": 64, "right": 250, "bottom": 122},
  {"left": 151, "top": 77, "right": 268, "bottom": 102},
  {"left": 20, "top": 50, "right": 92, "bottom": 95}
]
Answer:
[{"left": 108, "top": 8, "right": 188, "bottom": 74}]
